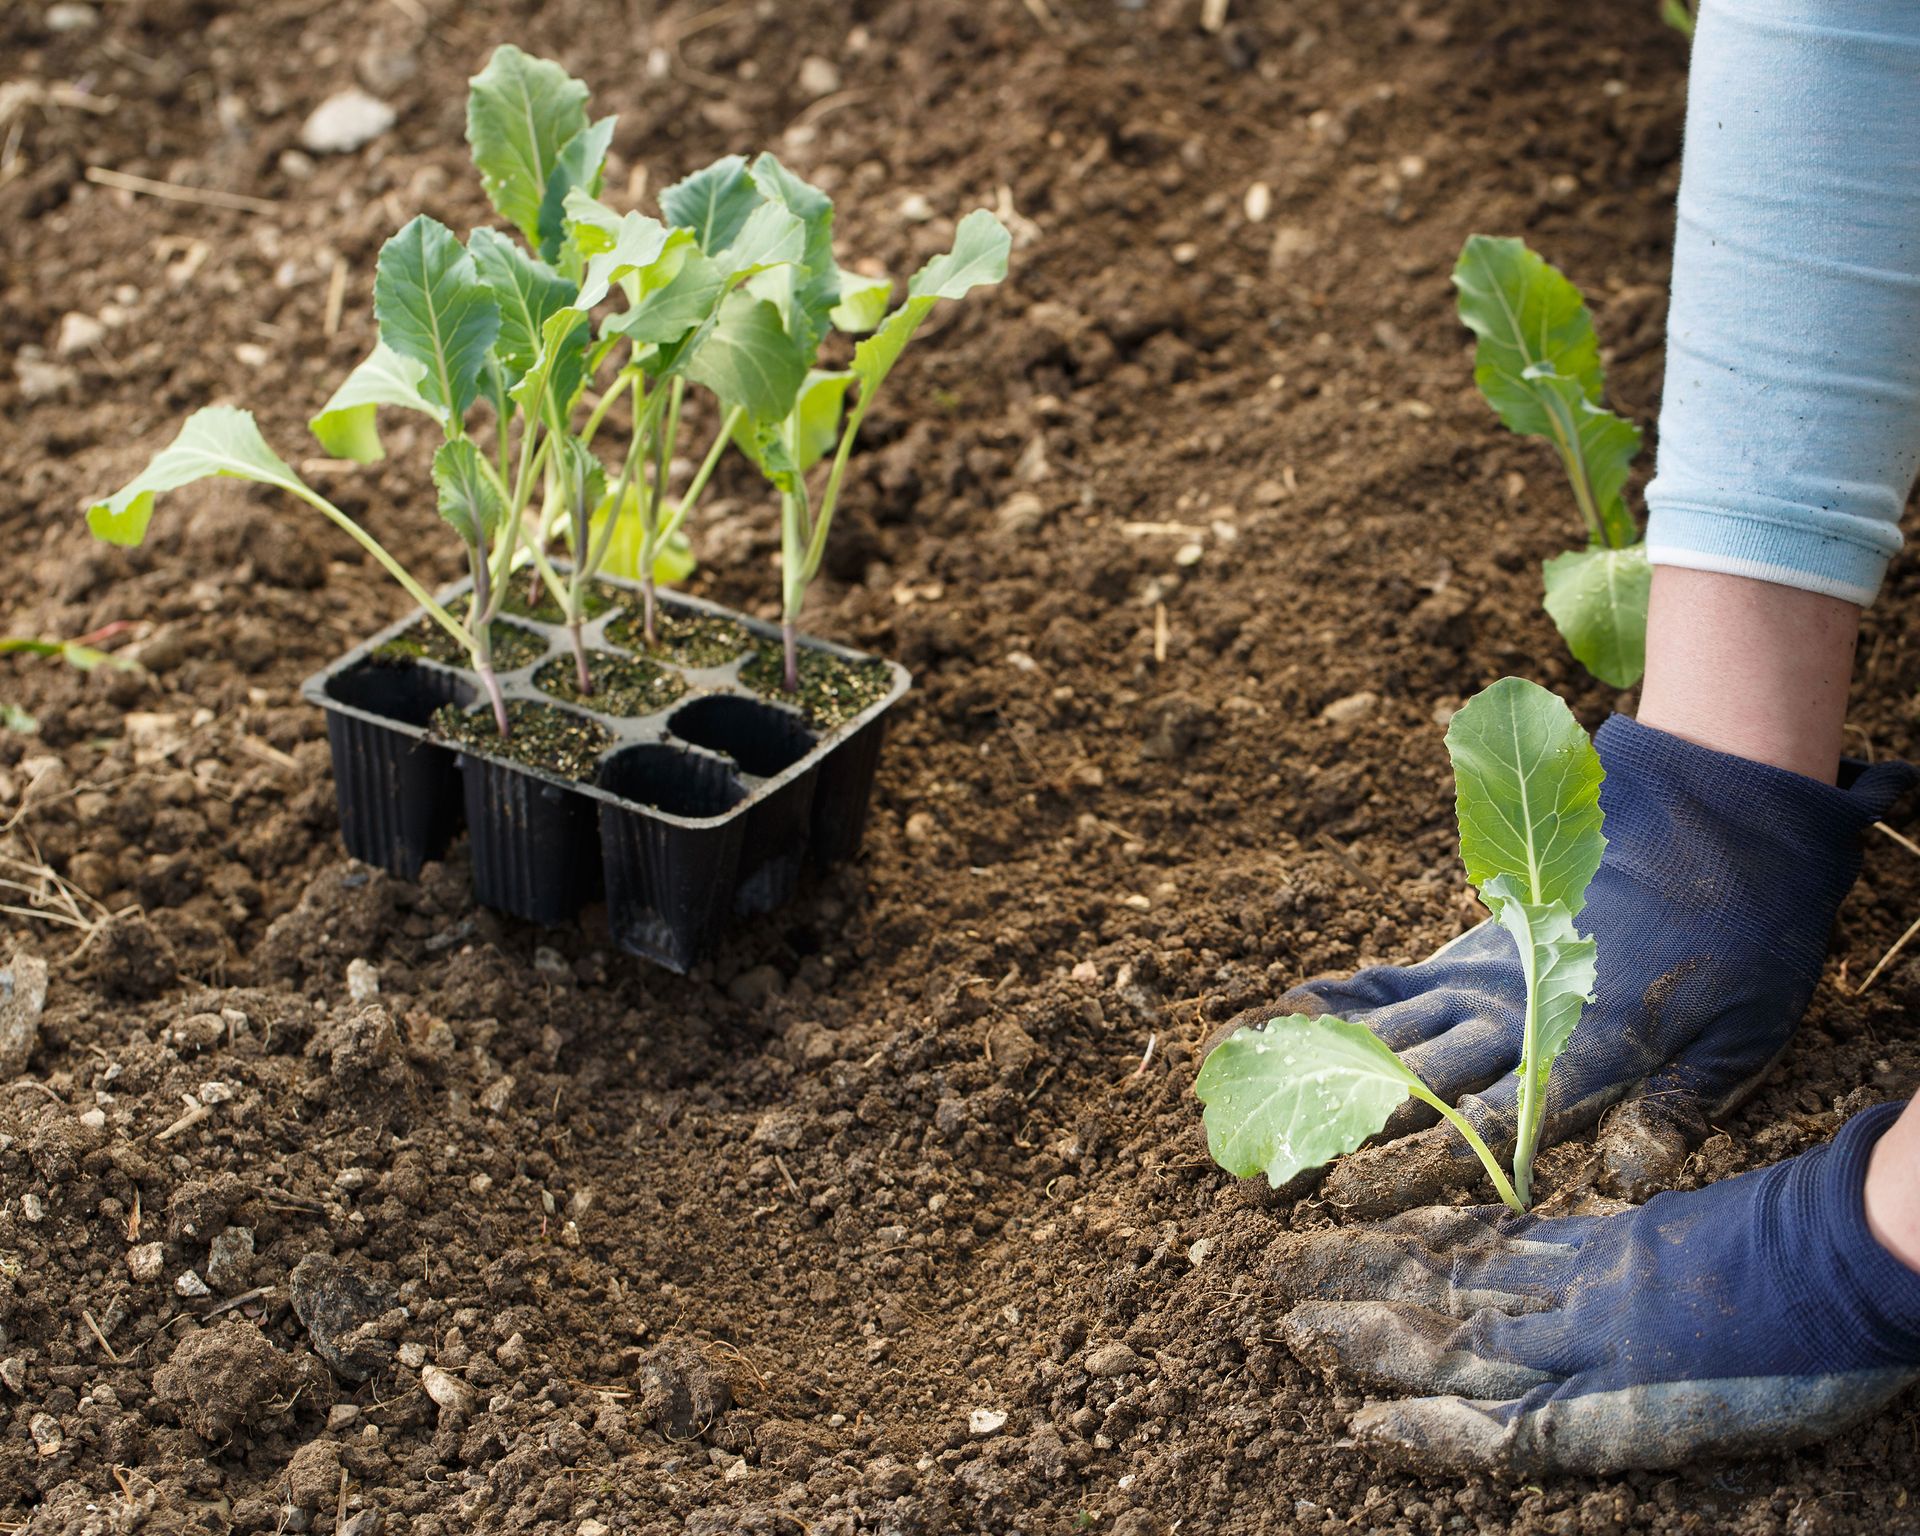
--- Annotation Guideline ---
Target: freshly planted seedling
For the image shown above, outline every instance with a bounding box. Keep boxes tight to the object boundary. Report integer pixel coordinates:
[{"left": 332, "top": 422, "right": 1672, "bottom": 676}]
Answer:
[
  {"left": 1454, "top": 236, "right": 1650, "bottom": 689},
  {"left": 1195, "top": 677, "right": 1606, "bottom": 1211}
]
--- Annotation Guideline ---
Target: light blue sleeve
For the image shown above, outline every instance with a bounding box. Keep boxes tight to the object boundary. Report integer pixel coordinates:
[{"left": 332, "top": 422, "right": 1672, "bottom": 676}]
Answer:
[{"left": 1645, "top": 0, "right": 1920, "bottom": 607}]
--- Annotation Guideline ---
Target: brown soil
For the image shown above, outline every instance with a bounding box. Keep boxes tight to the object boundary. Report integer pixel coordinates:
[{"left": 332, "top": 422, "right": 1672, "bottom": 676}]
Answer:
[
  {"left": 3, "top": 2, "right": 1918, "bottom": 1534},
  {"left": 604, "top": 607, "right": 753, "bottom": 670},
  {"left": 379, "top": 608, "right": 548, "bottom": 673},
  {"left": 533, "top": 653, "right": 688, "bottom": 721},
  {"left": 741, "top": 644, "right": 896, "bottom": 732},
  {"left": 432, "top": 700, "right": 616, "bottom": 782}
]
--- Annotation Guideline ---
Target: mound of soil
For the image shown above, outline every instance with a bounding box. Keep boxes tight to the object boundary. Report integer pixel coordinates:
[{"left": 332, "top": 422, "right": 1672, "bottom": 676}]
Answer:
[{"left": 2, "top": 0, "right": 1917, "bottom": 1533}]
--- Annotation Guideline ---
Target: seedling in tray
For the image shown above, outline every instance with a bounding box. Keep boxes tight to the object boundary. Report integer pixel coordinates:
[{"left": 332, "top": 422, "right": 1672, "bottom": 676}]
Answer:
[
  {"left": 1195, "top": 677, "right": 1606, "bottom": 1212},
  {"left": 1454, "top": 235, "right": 1650, "bottom": 689}
]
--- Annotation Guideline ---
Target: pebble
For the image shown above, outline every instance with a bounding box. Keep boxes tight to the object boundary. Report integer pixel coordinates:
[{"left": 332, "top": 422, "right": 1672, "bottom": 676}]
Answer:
[
  {"left": 397, "top": 1342, "right": 426, "bottom": 1369},
  {"left": 904, "top": 811, "right": 937, "bottom": 845},
  {"left": 0, "top": 953, "right": 49, "bottom": 1078},
  {"left": 1244, "top": 180, "right": 1273, "bottom": 222},
  {"left": 20, "top": 1194, "right": 45, "bottom": 1223},
  {"left": 578, "top": 1523, "right": 611, "bottom": 1536},
  {"left": 206, "top": 1226, "right": 254, "bottom": 1292},
  {"left": 14, "top": 355, "right": 77, "bottom": 402},
  {"left": 299, "top": 89, "right": 396, "bottom": 154},
  {"left": 234, "top": 342, "right": 271, "bottom": 369},
  {"left": 0, "top": 1359, "right": 23, "bottom": 1394},
  {"left": 1084, "top": 1342, "right": 1147, "bottom": 1379},
  {"left": 28, "top": 1413, "right": 61, "bottom": 1456},
  {"left": 899, "top": 192, "right": 934, "bottom": 222},
  {"left": 421, "top": 1363, "right": 475, "bottom": 1415},
  {"left": 174, "top": 1270, "right": 211, "bottom": 1299},
  {"left": 797, "top": 55, "right": 842, "bottom": 96},
  {"left": 328, "top": 1403, "right": 361, "bottom": 1430},
  {"left": 968, "top": 1408, "right": 1008, "bottom": 1437},
  {"left": 46, "top": 1, "right": 99, "bottom": 28},
  {"left": 726, "top": 963, "right": 784, "bottom": 1007},
  {"left": 1319, "top": 690, "right": 1377, "bottom": 725},
  {"left": 1186, "top": 1236, "right": 1214, "bottom": 1266},
  {"left": 126, "top": 1242, "right": 165, "bottom": 1283},
  {"left": 347, "top": 958, "right": 380, "bottom": 1003},
  {"left": 55, "top": 312, "right": 106, "bottom": 356},
  {"left": 78, "top": 1108, "right": 105, "bottom": 1130}
]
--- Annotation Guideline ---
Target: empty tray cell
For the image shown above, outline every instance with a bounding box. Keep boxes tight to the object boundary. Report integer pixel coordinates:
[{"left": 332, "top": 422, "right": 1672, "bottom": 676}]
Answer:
[
  {"left": 599, "top": 743, "right": 746, "bottom": 820},
  {"left": 668, "top": 695, "right": 817, "bottom": 779},
  {"left": 326, "top": 655, "right": 474, "bottom": 725},
  {"left": 321, "top": 658, "right": 473, "bottom": 877}
]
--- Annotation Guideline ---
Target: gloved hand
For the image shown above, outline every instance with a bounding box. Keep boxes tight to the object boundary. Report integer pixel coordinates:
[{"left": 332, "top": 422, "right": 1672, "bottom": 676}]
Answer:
[
  {"left": 1271, "top": 1103, "right": 1920, "bottom": 1476},
  {"left": 1207, "top": 715, "right": 1913, "bottom": 1212}
]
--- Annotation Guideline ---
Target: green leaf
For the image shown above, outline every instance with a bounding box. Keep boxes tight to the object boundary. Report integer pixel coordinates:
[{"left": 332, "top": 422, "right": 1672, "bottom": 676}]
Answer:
[
  {"left": 719, "top": 201, "right": 807, "bottom": 278},
  {"left": 1194, "top": 1015, "right": 1421, "bottom": 1188},
  {"left": 749, "top": 152, "right": 837, "bottom": 349},
  {"left": 310, "top": 341, "right": 439, "bottom": 462},
  {"left": 1660, "top": 0, "right": 1695, "bottom": 36},
  {"left": 734, "top": 369, "right": 852, "bottom": 480},
  {"left": 88, "top": 407, "right": 307, "bottom": 547},
  {"left": 374, "top": 215, "right": 501, "bottom": 422},
  {"left": 1452, "top": 234, "right": 1643, "bottom": 548},
  {"left": 468, "top": 227, "right": 579, "bottom": 389},
  {"left": 851, "top": 210, "right": 1010, "bottom": 399},
  {"left": 684, "top": 292, "right": 810, "bottom": 422},
  {"left": 1484, "top": 877, "right": 1597, "bottom": 1081},
  {"left": 1453, "top": 235, "right": 1604, "bottom": 409},
  {"left": 466, "top": 45, "right": 591, "bottom": 246},
  {"left": 606, "top": 251, "right": 728, "bottom": 352},
  {"left": 660, "top": 154, "right": 762, "bottom": 253},
  {"left": 0, "top": 704, "right": 38, "bottom": 735},
  {"left": 0, "top": 636, "right": 140, "bottom": 673},
  {"left": 561, "top": 187, "right": 625, "bottom": 257},
  {"left": 830, "top": 268, "right": 891, "bottom": 334},
  {"left": 588, "top": 482, "right": 697, "bottom": 584},
  {"left": 575, "top": 212, "right": 693, "bottom": 311},
  {"left": 1444, "top": 676, "right": 1606, "bottom": 914},
  {"left": 1543, "top": 542, "right": 1651, "bottom": 688},
  {"left": 508, "top": 306, "right": 591, "bottom": 421},
  {"left": 432, "top": 439, "right": 502, "bottom": 546},
  {"left": 537, "top": 114, "right": 615, "bottom": 270}
]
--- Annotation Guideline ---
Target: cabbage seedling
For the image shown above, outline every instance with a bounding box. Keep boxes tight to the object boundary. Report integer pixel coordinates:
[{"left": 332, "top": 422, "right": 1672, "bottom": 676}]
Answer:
[
  {"left": 1195, "top": 677, "right": 1606, "bottom": 1212},
  {"left": 704, "top": 175, "right": 1009, "bottom": 691},
  {"left": 1454, "top": 236, "right": 1649, "bottom": 689}
]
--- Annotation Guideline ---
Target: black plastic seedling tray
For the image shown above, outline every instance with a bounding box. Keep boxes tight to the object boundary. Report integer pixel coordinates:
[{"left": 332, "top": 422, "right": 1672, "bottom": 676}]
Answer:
[{"left": 301, "top": 572, "right": 910, "bottom": 972}]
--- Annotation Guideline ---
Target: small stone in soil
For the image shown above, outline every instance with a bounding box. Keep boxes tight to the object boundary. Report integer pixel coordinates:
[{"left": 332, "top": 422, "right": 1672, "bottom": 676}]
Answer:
[
  {"left": 534, "top": 651, "right": 687, "bottom": 718},
  {"left": 431, "top": 700, "right": 615, "bottom": 782},
  {"left": 289, "top": 1254, "right": 398, "bottom": 1383},
  {"left": 377, "top": 601, "right": 546, "bottom": 671},
  {"left": 740, "top": 643, "right": 891, "bottom": 731},
  {"left": 605, "top": 606, "right": 752, "bottom": 669}
]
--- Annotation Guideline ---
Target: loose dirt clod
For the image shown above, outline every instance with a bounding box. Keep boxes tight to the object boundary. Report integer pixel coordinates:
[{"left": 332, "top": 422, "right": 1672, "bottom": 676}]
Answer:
[
  {"left": 639, "top": 1340, "right": 733, "bottom": 1440},
  {"left": 289, "top": 1254, "right": 399, "bottom": 1383},
  {"left": 153, "top": 1321, "right": 302, "bottom": 1440}
]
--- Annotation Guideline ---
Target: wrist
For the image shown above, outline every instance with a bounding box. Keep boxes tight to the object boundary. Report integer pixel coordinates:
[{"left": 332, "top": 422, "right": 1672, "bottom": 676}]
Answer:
[{"left": 1863, "top": 1100, "right": 1920, "bottom": 1277}]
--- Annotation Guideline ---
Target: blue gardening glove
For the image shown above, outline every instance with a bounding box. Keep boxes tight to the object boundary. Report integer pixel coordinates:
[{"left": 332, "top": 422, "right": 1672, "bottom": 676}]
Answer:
[
  {"left": 1273, "top": 1103, "right": 1920, "bottom": 1475},
  {"left": 1208, "top": 716, "right": 1914, "bottom": 1212}
]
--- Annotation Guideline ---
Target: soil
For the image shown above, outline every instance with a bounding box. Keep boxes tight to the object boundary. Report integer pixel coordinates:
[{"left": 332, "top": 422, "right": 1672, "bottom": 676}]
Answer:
[
  {"left": 432, "top": 701, "right": 616, "bottom": 782},
  {"left": 741, "top": 644, "right": 896, "bottom": 732},
  {"left": 533, "top": 653, "right": 688, "bottom": 721},
  {"left": 3, "top": 1, "right": 1918, "bottom": 1534},
  {"left": 604, "top": 607, "right": 753, "bottom": 670},
  {"left": 500, "top": 585, "right": 617, "bottom": 629},
  {"left": 379, "top": 608, "right": 548, "bottom": 673}
]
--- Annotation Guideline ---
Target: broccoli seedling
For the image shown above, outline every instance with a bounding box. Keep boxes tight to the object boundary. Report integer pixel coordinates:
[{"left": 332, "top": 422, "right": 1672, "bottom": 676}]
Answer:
[
  {"left": 1454, "top": 235, "right": 1650, "bottom": 689},
  {"left": 1195, "top": 677, "right": 1606, "bottom": 1212}
]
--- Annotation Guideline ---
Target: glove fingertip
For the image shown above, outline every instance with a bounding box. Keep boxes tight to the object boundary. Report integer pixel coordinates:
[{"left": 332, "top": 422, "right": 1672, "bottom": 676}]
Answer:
[{"left": 1350, "top": 1394, "right": 1532, "bottom": 1477}]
